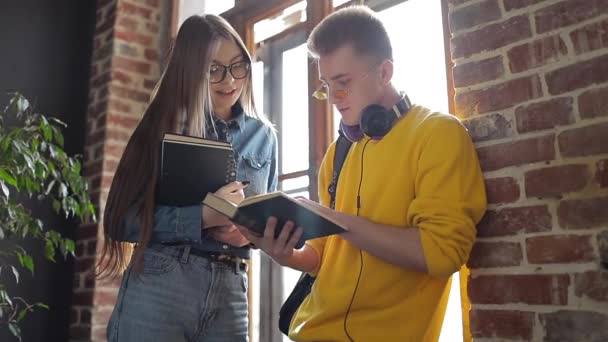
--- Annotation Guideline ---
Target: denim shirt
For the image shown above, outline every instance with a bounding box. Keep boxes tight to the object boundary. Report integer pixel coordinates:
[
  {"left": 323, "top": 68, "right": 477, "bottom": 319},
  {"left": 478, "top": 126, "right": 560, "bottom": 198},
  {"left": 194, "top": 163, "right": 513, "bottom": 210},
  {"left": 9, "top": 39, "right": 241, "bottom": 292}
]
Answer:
[{"left": 120, "top": 105, "right": 278, "bottom": 258}]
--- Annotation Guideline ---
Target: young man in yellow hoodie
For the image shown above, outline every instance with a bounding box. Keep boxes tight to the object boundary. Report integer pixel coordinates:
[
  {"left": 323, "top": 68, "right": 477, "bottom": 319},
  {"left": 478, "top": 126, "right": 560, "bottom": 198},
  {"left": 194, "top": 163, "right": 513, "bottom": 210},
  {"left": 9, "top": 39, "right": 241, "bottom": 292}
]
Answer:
[{"left": 238, "top": 6, "right": 487, "bottom": 341}]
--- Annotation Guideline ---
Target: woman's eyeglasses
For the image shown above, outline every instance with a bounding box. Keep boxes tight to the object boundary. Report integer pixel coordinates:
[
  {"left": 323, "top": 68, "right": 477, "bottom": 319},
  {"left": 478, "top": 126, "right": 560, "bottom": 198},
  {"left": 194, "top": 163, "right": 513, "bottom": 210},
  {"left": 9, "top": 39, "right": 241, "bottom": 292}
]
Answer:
[{"left": 209, "top": 61, "right": 250, "bottom": 83}]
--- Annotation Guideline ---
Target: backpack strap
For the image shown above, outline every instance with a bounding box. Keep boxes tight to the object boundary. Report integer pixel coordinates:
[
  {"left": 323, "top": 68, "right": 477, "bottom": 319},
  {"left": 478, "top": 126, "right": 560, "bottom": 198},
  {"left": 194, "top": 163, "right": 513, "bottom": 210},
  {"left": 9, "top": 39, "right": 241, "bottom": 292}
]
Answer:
[{"left": 328, "top": 130, "right": 353, "bottom": 210}]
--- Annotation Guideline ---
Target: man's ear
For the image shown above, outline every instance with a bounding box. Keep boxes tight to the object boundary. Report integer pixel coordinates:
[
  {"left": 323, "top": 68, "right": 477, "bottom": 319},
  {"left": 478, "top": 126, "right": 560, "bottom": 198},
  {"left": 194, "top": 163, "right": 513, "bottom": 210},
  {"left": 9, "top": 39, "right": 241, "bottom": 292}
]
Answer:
[{"left": 380, "top": 59, "right": 394, "bottom": 86}]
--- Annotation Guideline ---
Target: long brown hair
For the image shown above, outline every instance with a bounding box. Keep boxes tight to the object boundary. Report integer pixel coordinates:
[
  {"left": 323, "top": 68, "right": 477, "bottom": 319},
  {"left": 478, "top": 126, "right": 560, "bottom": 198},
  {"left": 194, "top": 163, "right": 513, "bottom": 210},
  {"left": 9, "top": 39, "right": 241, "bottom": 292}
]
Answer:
[{"left": 97, "top": 14, "right": 263, "bottom": 278}]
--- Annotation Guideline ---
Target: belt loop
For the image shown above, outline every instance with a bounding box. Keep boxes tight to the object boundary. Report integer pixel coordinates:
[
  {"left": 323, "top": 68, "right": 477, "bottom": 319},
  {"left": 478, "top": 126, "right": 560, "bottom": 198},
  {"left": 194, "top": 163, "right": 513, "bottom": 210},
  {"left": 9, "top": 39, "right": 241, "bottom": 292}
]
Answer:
[
  {"left": 180, "top": 245, "right": 191, "bottom": 264},
  {"left": 234, "top": 256, "right": 240, "bottom": 274}
]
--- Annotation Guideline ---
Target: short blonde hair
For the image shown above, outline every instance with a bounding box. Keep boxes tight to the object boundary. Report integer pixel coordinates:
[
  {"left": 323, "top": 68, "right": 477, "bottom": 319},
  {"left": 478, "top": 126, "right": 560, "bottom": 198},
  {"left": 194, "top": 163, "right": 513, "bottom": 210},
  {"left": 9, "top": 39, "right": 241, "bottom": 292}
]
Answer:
[{"left": 307, "top": 6, "right": 392, "bottom": 62}]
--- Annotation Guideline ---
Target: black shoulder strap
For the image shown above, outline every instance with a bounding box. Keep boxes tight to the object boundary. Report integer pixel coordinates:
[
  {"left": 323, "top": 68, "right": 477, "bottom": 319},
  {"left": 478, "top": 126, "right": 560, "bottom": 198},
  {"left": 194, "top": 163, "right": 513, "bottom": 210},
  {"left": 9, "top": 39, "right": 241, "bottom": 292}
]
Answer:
[{"left": 328, "top": 130, "right": 352, "bottom": 210}]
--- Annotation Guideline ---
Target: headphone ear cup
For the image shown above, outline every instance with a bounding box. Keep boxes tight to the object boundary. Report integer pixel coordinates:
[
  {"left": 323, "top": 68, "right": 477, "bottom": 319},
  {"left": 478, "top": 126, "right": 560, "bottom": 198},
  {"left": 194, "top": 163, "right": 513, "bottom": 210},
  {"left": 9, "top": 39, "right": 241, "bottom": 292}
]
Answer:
[{"left": 360, "top": 104, "right": 394, "bottom": 139}]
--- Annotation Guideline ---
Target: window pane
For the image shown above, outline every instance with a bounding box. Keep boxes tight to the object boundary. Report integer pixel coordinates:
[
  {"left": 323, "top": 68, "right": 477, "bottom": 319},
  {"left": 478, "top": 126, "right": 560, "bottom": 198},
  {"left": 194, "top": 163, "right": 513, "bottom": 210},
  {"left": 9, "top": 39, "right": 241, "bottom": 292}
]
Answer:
[
  {"left": 333, "top": 0, "right": 351, "bottom": 7},
  {"left": 254, "top": 1, "right": 307, "bottom": 43},
  {"left": 252, "top": 61, "right": 265, "bottom": 116},
  {"left": 281, "top": 175, "right": 309, "bottom": 192},
  {"left": 378, "top": 0, "right": 449, "bottom": 113},
  {"left": 281, "top": 44, "right": 309, "bottom": 174},
  {"left": 204, "top": 0, "right": 235, "bottom": 15}
]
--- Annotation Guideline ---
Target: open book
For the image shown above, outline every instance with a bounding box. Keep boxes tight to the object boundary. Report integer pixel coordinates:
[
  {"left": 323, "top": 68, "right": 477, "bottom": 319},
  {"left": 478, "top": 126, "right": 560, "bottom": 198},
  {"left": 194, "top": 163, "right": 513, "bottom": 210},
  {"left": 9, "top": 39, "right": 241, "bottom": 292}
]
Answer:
[
  {"left": 158, "top": 133, "right": 237, "bottom": 206},
  {"left": 203, "top": 192, "right": 348, "bottom": 249}
]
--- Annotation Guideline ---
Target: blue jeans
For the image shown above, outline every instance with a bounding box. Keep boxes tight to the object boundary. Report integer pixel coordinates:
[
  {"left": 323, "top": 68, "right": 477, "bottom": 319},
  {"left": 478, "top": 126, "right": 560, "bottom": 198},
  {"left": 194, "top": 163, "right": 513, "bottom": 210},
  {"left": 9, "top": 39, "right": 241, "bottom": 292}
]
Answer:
[{"left": 107, "top": 245, "right": 249, "bottom": 341}]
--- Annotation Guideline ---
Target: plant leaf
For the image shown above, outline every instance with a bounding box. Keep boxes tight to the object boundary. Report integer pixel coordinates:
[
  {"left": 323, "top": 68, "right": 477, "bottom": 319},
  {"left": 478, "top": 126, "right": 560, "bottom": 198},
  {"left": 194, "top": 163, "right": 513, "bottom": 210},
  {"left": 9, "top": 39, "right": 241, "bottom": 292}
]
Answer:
[
  {"left": 1, "top": 180, "right": 9, "bottom": 198},
  {"left": 8, "top": 322, "right": 22, "bottom": 341},
  {"left": 35, "top": 303, "right": 49, "bottom": 310},
  {"left": 45, "top": 240, "right": 55, "bottom": 262},
  {"left": 65, "top": 239, "right": 76, "bottom": 255},
  {"left": 11, "top": 266, "right": 19, "bottom": 284},
  {"left": 0, "top": 168, "right": 17, "bottom": 187},
  {"left": 19, "top": 253, "right": 34, "bottom": 275},
  {"left": 17, "top": 308, "right": 28, "bottom": 322}
]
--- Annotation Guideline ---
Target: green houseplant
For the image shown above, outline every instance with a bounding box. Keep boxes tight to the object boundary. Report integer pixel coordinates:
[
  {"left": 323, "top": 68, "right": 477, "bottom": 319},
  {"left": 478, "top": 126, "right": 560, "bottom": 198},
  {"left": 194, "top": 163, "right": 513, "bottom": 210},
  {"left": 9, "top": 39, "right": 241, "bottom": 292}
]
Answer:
[{"left": 0, "top": 92, "right": 96, "bottom": 341}]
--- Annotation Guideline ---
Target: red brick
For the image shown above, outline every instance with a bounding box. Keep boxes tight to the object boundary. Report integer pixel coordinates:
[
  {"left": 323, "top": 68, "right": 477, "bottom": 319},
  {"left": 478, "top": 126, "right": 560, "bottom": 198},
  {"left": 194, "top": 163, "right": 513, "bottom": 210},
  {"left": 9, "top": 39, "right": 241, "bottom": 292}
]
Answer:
[
  {"left": 95, "top": 289, "right": 119, "bottom": 306},
  {"left": 75, "top": 257, "right": 96, "bottom": 272},
  {"left": 485, "top": 177, "right": 520, "bottom": 204},
  {"left": 526, "top": 235, "right": 595, "bottom": 263},
  {"left": 110, "top": 85, "right": 150, "bottom": 103},
  {"left": 92, "top": 72, "right": 111, "bottom": 88},
  {"left": 453, "top": 56, "right": 504, "bottom": 88},
  {"left": 118, "top": 42, "right": 140, "bottom": 58},
  {"left": 94, "top": 308, "right": 115, "bottom": 327},
  {"left": 477, "top": 134, "right": 555, "bottom": 171},
  {"left": 108, "top": 99, "right": 132, "bottom": 113},
  {"left": 95, "top": 12, "right": 115, "bottom": 35},
  {"left": 597, "top": 159, "right": 608, "bottom": 187},
  {"left": 546, "top": 53, "right": 608, "bottom": 95},
  {"left": 508, "top": 35, "right": 568, "bottom": 73},
  {"left": 107, "top": 113, "right": 141, "bottom": 131},
  {"left": 90, "top": 64, "right": 98, "bottom": 78},
  {"left": 515, "top": 97, "right": 574, "bottom": 133},
  {"left": 599, "top": 231, "right": 608, "bottom": 267},
  {"left": 80, "top": 309, "right": 92, "bottom": 325},
  {"left": 470, "top": 310, "right": 534, "bottom": 340},
  {"left": 69, "top": 325, "right": 91, "bottom": 340},
  {"left": 540, "top": 311, "right": 608, "bottom": 342},
  {"left": 115, "top": 30, "right": 154, "bottom": 46},
  {"left": 105, "top": 143, "right": 127, "bottom": 160},
  {"left": 72, "top": 291, "right": 94, "bottom": 306},
  {"left": 85, "top": 274, "right": 96, "bottom": 289},
  {"left": 478, "top": 205, "right": 552, "bottom": 237},
  {"left": 558, "top": 197, "right": 608, "bottom": 229},
  {"left": 116, "top": 16, "right": 138, "bottom": 31},
  {"left": 113, "top": 56, "right": 151, "bottom": 75},
  {"left": 525, "top": 164, "right": 590, "bottom": 198},
  {"left": 535, "top": 0, "right": 608, "bottom": 34},
  {"left": 104, "top": 159, "right": 119, "bottom": 173},
  {"left": 132, "top": 0, "right": 160, "bottom": 7},
  {"left": 558, "top": 122, "right": 608, "bottom": 157},
  {"left": 575, "top": 271, "right": 608, "bottom": 302},
  {"left": 75, "top": 242, "right": 86, "bottom": 258},
  {"left": 144, "top": 78, "right": 157, "bottom": 90},
  {"left": 504, "top": 0, "right": 550, "bottom": 10},
  {"left": 462, "top": 113, "right": 513, "bottom": 142},
  {"left": 449, "top": 0, "right": 502, "bottom": 32},
  {"left": 105, "top": 129, "right": 133, "bottom": 143},
  {"left": 71, "top": 308, "right": 79, "bottom": 324},
  {"left": 119, "top": 1, "right": 152, "bottom": 19},
  {"left": 144, "top": 48, "right": 159, "bottom": 61},
  {"left": 468, "top": 241, "right": 523, "bottom": 268},
  {"left": 468, "top": 274, "right": 569, "bottom": 305},
  {"left": 146, "top": 22, "right": 160, "bottom": 34},
  {"left": 451, "top": 15, "right": 532, "bottom": 59},
  {"left": 578, "top": 86, "right": 608, "bottom": 119},
  {"left": 570, "top": 19, "right": 608, "bottom": 55},
  {"left": 77, "top": 224, "right": 99, "bottom": 240},
  {"left": 456, "top": 76, "right": 543, "bottom": 116}
]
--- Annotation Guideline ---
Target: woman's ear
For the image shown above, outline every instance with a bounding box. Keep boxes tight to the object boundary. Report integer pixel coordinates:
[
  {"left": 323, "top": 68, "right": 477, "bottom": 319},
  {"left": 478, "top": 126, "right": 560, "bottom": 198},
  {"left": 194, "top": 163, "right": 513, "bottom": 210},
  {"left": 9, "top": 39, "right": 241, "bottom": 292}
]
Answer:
[{"left": 380, "top": 59, "right": 394, "bottom": 86}]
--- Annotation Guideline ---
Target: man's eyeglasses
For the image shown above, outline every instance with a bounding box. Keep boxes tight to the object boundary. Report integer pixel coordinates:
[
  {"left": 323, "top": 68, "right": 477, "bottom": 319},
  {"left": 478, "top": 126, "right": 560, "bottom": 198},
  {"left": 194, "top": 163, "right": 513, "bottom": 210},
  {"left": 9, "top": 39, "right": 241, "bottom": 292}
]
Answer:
[
  {"left": 209, "top": 61, "right": 250, "bottom": 84},
  {"left": 312, "top": 69, "right": 373, "bottom": 101}
]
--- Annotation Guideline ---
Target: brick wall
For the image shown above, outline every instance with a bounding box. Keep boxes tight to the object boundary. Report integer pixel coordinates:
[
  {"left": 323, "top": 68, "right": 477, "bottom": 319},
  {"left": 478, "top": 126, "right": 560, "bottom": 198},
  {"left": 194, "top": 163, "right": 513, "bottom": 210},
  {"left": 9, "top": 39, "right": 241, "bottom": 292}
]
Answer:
[
  {"left": 448, "top": 0, "right": 608, "bottom": 341},
  {"left": 71, "top": 0, "right": 165, "bottom": 340}
]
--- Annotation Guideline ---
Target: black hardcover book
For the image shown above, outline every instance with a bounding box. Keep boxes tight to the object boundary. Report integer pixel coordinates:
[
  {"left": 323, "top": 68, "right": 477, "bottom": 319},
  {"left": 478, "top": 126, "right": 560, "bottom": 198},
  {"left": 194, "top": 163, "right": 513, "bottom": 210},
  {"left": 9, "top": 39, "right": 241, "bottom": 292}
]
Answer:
[
  {"left": 158, "top": 133, "right": 237, "bottom": 206},
  {"left": 203, "top": 192, "right": 348, "bottom": 249}
]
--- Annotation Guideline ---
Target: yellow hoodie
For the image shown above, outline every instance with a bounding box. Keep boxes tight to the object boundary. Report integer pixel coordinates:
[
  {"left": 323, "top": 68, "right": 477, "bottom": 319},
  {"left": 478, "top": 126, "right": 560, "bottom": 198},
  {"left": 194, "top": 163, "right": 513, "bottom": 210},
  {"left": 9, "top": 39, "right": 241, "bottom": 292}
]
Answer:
[{"left": 289, "top": 106, "right": 487, "bottom": 341}]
